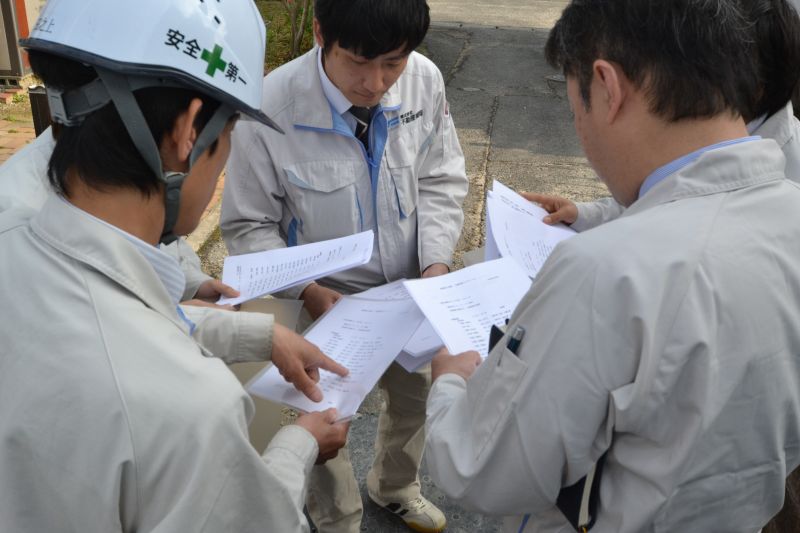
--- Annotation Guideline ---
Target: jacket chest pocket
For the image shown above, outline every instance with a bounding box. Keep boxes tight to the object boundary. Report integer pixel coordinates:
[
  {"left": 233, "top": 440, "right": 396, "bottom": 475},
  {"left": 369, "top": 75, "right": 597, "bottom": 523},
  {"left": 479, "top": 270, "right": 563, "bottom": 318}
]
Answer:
[
  {"left": 283, "top": 160, "right": 363, "bottom": 242},
  {"left": 468, "top": 345, "right": 530, "bottom": 460},
  {"left": 386, "top": 122, "right": 434, "bottom": 219}
]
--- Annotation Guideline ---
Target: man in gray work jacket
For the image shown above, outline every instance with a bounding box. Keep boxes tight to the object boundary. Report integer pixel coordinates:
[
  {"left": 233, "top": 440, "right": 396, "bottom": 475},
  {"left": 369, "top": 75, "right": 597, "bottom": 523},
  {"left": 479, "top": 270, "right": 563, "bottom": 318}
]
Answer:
[
  {"left": 221, "top": 2, "right": 467, "bottom": 531},
  {"left": 425, "top": 1, "right": 800, "bottom": 532}
]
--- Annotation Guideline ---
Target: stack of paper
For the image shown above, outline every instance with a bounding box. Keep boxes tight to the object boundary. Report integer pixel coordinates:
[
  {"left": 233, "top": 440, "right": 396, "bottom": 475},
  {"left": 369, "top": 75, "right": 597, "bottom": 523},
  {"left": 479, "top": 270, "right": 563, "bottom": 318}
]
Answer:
[
  {"left": 403, "top": 257, "right": 532, "bottom": 358},
  {"left": 486, "top": 181, "right": 576, "bottom": 278},
  {"left": 247, "top": 295, "right": 425, "bottom": 419},
  {"left": 218, "top": 231, "right": 374, "bottom": 306}
]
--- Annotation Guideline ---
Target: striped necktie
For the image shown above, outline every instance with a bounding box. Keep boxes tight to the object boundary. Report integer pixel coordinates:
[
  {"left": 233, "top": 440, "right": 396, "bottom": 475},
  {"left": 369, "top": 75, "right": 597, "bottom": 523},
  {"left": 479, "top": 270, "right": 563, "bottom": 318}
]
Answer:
[{"left": 350, "top": 105, "right": 372, "bottom": 149}]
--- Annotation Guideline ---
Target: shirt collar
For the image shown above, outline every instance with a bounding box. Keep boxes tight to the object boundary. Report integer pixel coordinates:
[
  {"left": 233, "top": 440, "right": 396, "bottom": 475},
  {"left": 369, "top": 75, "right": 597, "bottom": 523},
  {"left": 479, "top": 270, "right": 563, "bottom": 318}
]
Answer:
[
  {"left": 317, "top": 46, "right": 354, "bottom": 116},
  {"left": 638, "top": 136, "right": 762, "bottom": 199},
  {"left": 60, "top": 198, "right": 186, "bottom": 306},
  {"left": 747, "top": 114, "right": 768, "bottom": 135}
]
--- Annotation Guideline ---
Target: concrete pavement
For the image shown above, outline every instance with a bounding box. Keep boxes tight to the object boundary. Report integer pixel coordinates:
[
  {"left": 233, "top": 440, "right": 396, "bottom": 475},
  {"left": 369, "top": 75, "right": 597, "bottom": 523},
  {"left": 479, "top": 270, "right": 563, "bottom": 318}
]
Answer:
[{"left": 424, "top": 0, "right": 607, "bottom": 265}]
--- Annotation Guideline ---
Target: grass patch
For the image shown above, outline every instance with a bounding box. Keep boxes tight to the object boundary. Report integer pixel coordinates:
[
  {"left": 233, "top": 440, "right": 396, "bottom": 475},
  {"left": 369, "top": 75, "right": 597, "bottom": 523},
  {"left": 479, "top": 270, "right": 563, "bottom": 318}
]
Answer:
[
  {"left": 0, "top": 99, "right": 33, "bottom": 125},
  {"left": 198, "top": 225, "right": 222, "bottom": 258},
  {"left": 256, "top": 1, "right": 315, "bottom": 71}
]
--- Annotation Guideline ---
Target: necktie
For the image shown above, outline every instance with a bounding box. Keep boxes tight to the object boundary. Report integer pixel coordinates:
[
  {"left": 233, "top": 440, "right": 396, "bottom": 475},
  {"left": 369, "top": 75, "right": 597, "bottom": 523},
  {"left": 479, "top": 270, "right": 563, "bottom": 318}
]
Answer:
[{"left": 350, "top": 105, "right": 372, "bottom": 149}]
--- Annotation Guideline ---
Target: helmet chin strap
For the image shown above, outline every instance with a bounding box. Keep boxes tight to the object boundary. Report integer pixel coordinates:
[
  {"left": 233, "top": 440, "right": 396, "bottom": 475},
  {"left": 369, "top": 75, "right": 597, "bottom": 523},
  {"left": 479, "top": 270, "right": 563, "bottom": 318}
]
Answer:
[
  {"left": 160, "top": 171, "right": 187, "bottom": 245},
  {"left": 91, "top": 68, "right": 233, "bottom": 244}
]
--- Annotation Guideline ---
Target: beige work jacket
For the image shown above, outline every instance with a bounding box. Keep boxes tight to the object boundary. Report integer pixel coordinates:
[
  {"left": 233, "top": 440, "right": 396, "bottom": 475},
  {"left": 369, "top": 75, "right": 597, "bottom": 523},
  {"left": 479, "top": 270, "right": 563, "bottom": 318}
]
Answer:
[{"left": 0, "top": 197, "right": 316, "bottom": 532}]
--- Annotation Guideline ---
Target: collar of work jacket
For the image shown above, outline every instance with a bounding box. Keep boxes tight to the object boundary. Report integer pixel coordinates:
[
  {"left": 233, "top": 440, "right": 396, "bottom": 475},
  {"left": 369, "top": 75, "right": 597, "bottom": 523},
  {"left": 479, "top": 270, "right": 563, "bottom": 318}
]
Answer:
[
  {"left": 30, "top": 195, "right": 189, "bottom": 334},
  {"left": 288, "top": 50, "right": 402, "bottom": 131},
  {"left": 623, "top": 138, "right": 787, "bottom": 219},
  {"left": 756, "top": 102, "right": 798, "bottom": 153}
]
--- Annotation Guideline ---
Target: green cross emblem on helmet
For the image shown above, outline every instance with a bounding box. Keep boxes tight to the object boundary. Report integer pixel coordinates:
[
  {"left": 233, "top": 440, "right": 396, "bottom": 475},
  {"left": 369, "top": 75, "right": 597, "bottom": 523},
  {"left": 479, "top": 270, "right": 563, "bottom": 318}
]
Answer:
[{"left": 201, "top": 45, "right": 227, "bottom": 77}]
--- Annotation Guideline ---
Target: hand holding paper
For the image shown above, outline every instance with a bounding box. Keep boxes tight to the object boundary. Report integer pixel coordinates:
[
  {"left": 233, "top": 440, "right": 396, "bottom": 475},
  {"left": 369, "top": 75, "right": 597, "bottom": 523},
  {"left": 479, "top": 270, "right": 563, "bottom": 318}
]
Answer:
[
  {"left": 519, "top": 191, "right": 579, "bottom": 225},
  {"left": 485, "top": 181, "right": 576, "bottom": 278},
  {"left": 218, "top": 231, "right": 374, "bottom": 306},
  {"left": 404, "top": 258, "right": 532, "bottom": 358},
  {"left": 431, "top": 348, "right": 482, "bottom": 381}
]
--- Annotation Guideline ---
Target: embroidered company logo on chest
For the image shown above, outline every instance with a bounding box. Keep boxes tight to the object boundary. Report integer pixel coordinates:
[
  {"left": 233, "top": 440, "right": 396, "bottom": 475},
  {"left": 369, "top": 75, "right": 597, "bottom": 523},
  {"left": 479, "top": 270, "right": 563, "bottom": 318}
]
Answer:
[
  {"left": 400, "top": 109, "right": 424, "bottom": 125},
  {"left": 388, "top": 109, "right": 424, "bottom": 129}
]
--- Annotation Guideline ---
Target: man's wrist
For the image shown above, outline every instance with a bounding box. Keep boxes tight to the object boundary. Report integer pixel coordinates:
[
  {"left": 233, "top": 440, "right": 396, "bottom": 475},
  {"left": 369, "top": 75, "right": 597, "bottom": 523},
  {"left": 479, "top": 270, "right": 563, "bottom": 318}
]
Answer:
[
  {"left": 423, "top": 262, "right": 451, "bottom": 274},
  {"left": 299, "top": 282, "right": 318, "bottom": 300}
]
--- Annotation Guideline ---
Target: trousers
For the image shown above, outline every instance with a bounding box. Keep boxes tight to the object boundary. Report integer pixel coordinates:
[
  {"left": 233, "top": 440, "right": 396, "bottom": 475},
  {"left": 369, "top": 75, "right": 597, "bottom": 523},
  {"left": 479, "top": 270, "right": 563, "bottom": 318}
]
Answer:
[{"left": 306, "top": 361, "right": 432, "bottom": 533}]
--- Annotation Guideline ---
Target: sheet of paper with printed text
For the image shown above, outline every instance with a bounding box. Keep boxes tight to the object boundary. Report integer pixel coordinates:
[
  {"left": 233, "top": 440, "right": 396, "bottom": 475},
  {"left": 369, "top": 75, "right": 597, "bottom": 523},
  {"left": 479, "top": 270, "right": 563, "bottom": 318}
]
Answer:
[
  {"left": 218, "top": 231, "right": 374, "bottom": 306},
  {"left": 484, "top": 181, "right": 576, "bottom": 277},
  {"left": 247, "top": 295, "right": 424, "bottom": 419},
  {"left": 403, "top": 257, "right": 532, "bottom": 358},
  {"left": 356, "top": 281, "right": 445, "bottom": 370}
]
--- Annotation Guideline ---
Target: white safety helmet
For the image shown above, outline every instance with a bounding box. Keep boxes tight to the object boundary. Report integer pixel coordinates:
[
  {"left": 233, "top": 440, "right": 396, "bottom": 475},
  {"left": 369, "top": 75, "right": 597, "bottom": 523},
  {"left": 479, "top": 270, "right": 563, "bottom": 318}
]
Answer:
[{"left": 20, "top": 0, "right": 280, "bottom": 243}]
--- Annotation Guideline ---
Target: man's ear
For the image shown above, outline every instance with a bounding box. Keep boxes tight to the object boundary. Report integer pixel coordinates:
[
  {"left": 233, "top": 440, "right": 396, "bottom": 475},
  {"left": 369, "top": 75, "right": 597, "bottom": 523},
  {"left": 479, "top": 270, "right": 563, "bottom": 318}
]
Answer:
[
  {"left": 172, "top": 98, "right": 203, "bottom": 164},
  {"left": 313, "top": 19, "right": 324, "bottom": 49},
  {"left": 592, "top": 59, "right": 625, "bottom": 124}
]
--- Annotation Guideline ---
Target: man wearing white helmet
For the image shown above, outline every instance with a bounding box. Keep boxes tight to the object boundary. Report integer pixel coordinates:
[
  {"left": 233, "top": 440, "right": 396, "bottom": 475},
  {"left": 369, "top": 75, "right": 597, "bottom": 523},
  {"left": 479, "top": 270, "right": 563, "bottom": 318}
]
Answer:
[
  {"left": 0, "top": 123, "right": 237, "bottom": 304},
  {"left": 0, "top": 125, "right": 274, "bottom": 364},
  {"left": 0, "top": 1, "right": 350, "bottom": 531}
]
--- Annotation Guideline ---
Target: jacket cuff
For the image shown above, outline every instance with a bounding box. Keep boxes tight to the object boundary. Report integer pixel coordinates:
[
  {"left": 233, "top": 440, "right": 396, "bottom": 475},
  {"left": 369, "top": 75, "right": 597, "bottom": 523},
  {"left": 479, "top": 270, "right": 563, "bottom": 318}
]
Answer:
[
  {"left": 182, "top": 271, "right": 214, "bottom": 301},
  {"left": 430, "top": 373, "right": 467, "bottom": 397},
  {"left": 572, "top": 198, "right": 624, "bottom": 233},
  {"left": 234, "top": 311, "right": 274, "bottom": 363},
  {"left": 571, "top": 202, "right": 596, "bottom": 233},
  {"left": 421, "top": 252, "right": 455, "bottom": 273},
  {"left": 266, "top": 425, "right": 319, "bottom": 477}
]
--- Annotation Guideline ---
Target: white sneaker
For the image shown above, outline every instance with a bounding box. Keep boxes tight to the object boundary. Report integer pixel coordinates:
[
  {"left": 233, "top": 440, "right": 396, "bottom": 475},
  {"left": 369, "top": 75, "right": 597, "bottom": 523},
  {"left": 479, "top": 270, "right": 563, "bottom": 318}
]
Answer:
[{"left": 369, "top": 493, "right": 447, "bottom": 533}]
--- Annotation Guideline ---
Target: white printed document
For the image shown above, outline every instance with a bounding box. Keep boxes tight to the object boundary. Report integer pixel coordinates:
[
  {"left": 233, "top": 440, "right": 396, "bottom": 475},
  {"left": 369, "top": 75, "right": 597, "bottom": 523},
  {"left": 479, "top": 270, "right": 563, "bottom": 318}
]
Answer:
[
  {"left": 485, "top": 181, "right": 576, "bottom": 278},
  {"left": 247, "top": 296, "right": 424, "bottom": 419},
  {"left": 218, "top": 231, "right": 374, "bottom": 306},
  {"left": 403, "top": 258, "right": 532, "bottom": 358},
  {"left": 355, "top": 281, "right": 445, "bottom": 371}
]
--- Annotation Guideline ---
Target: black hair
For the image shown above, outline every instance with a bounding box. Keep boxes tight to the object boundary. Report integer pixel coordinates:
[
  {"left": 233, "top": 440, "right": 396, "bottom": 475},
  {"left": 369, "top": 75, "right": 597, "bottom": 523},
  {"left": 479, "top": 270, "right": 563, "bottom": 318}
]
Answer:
[
  {"left": 745, "top": 0, "right": 800, "bottom": 121},
  {"left": 794, "top": 83, "right": 800, "bottom": 119},
  {"left": 28, "top": 50, "right": 220, "bottom": 198},
  {"left": 314, "top": 0, "right": 430, "bottom": 59},
  {"left": 545, "top": 0, "right": 759, "bottom": 122}
]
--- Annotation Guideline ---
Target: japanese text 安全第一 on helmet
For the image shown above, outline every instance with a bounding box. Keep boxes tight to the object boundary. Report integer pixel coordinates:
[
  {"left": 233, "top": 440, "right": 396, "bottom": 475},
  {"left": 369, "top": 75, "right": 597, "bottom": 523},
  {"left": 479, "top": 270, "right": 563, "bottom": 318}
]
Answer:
[{"left": 20, "top": 0, "right": 281, "bottom": 243}]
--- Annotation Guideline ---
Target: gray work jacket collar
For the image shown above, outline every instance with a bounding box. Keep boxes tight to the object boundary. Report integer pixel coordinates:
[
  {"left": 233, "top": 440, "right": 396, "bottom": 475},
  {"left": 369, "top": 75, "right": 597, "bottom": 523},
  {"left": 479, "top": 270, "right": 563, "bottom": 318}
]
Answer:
[
  {"left": 290, "top": 49, "right": 402, "bottom": 130},
  {"left": 30, "top": 195, "right": 188, "bottom": 333},
  {"left": 624, "top": 139, "right": 786, "bottom": 218},
  {"left": 756, "top": 102, "right": 796, "bottom": 152}
]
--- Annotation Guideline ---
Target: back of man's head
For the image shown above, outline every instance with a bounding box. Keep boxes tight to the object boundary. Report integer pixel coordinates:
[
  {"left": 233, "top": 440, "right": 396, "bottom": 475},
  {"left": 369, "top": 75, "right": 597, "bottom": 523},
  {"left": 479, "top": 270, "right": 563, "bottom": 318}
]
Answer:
[
  {"left": 545, "top": 0, "right": 759, "bottom": 122},
  {"left": 314, "top": 0, "right": 430, "bottom": 58}
]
